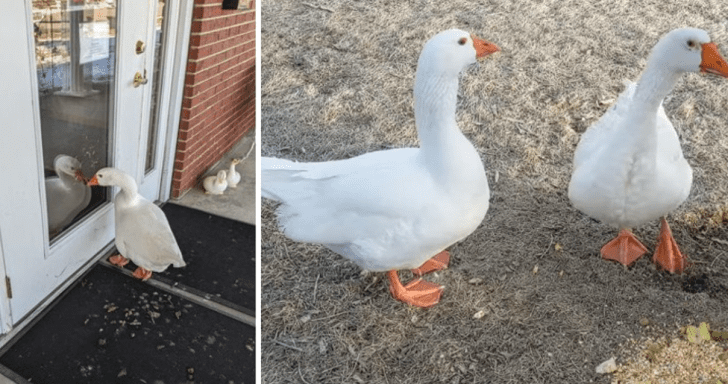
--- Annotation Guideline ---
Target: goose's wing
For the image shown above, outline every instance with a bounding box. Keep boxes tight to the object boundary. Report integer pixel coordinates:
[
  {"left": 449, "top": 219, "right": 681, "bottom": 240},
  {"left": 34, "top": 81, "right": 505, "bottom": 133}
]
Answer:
[
  {"left": 116, "top": 200, "right": 185, "bottom": 272},
  {"left": 262, "top": 148, "right": 434, "bottom": 245}
]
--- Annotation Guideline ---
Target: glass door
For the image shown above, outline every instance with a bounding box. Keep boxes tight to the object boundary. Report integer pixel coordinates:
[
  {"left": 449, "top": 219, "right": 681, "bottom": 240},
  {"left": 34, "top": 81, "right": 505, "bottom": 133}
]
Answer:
[
  {"left": 33, "top": 0, "right": 116, "bottom": 241},
  {"left": 0, "top": 0, "right": 177, "bottom": 329}
]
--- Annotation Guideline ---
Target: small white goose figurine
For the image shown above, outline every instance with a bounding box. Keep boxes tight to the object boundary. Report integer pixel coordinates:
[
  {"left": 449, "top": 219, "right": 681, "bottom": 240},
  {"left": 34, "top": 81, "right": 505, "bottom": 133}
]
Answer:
[
  {"left": 88, "top": 168, "right": 186, "bottom": 280},
  {"left": 262, "top": 29, "right": 499, "bottom": 307},
  {"left": 569, "top": 28, "right": 728, "bottom": 273},
  {"left": 203, "top": 170, "right": 228, "bottom": 195},
  {"left": 45, "top": 155, "right": 91, "bottom": 234},
  {"left": 227, "top": 158, "right": 241, "bottom": 188}
]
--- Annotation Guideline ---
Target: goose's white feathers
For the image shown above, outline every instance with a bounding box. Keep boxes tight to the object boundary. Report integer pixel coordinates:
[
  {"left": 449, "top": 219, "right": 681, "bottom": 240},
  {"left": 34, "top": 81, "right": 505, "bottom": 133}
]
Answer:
[
  {"left": 569, "top": 81, "right": 692, "bottom": 228},
  {"left": 203, "top": 170, "right": 228, "bottom": 195},
  {"left": 91, "top": 167, "right": 185, "bottom": 272},
  {"left": 568, "top": 28, "right": 728, "bottom": 229},
  {"left": 263, "top": 29, "right": 497, "bottom": 272},
  {"left": 227, "top": 159, "right": 241, "bottom": 188}
]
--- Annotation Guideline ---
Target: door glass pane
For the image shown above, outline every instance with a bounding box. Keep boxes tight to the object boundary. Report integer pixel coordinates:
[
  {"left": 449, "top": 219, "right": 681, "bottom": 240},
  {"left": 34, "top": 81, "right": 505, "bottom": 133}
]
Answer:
[
  {"left": 145, "top": 0, "right": 166, "bottom": 174},
  {"left": 32, "top": 0, "right": 116, "bottom": 241}
]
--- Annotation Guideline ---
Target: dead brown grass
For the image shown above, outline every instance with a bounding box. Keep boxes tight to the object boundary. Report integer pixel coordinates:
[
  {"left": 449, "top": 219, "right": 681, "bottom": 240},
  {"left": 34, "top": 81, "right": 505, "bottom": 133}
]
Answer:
[{"left": 262, "top": 0, "right": 728, "bottom": 382}]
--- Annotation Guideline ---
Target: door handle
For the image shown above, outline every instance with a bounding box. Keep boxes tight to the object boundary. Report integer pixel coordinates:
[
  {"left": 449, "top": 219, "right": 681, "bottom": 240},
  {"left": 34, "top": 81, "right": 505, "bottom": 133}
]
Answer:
[{"left": 133, "top": 70, "right": 148, "bottom": 87}]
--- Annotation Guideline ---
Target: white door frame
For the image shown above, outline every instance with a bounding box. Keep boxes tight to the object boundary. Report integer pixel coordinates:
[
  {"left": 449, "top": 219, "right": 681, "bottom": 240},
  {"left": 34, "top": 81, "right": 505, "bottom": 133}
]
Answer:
[
  {"left": 0, "top": 0, "right": 194, "bottom": 344},
  {"left": 146, "top": 0, "right": 194, "bottom": 202},
  {"left": 159, "top": 0, "right": 194, "bottom": 202}
]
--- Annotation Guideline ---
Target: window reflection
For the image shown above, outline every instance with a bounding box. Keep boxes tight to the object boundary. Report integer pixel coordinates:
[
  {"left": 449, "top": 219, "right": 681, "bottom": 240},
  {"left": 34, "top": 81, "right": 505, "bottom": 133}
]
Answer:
[{"left": 33, "top": 0, "right": 116, "bottom": 240}]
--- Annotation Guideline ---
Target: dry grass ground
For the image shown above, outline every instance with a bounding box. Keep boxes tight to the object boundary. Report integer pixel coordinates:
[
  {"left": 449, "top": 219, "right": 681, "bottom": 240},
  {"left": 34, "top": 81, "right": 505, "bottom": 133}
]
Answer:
[{"left": 261, "top": 0, "right": 728, "bottom": 382}]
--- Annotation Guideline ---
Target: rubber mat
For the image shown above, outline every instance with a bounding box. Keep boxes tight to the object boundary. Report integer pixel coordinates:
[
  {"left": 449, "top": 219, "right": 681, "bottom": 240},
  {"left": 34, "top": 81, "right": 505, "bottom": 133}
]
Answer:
[
  {"left": 158, "top": 203, "right": 256, "bottom": 311},
  {"left": 0, "top": 266, "right": 255, "bottom": 383}
]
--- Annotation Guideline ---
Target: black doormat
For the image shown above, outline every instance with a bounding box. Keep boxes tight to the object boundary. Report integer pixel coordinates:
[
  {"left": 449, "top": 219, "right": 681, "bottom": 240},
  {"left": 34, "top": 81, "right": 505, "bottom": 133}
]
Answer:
[
  {"left": 158, "top": 203, "right": 256, "bottom": 310},
  {"left": 0, "top": 266, "right": 255, "bottom": 383}
]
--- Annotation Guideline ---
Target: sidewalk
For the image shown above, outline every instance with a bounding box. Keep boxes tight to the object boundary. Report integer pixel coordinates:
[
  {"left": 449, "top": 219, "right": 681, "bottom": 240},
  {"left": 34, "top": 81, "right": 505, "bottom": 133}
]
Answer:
[{"left": 174, "top": 130, "right": 256, "bottom": 225}]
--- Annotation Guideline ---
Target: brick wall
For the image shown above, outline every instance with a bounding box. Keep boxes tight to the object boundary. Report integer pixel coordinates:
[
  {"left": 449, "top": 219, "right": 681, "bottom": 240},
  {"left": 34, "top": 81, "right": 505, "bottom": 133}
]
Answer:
[{"left": 171, "top": 0, "right": 255, "bottom": 198}]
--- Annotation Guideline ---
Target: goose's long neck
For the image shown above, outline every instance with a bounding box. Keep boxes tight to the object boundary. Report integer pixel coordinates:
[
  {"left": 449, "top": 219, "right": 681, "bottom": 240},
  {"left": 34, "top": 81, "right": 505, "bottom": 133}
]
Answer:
[
  {"left": 413, "top": 69, "right": 485, "bottom": 189},
  {"left": 625, "top": 62, "right": 681, "bottom": 153},
  {"left": 115, "top": 174, "right": 140, "bottom": 205},
  {"left": 414, "top": 70, "right": 463, "bottom": 160},
  {"left": 633, "top": 63, "right": 680, "bottom": 112},
  {"left": 57, "top": 169, "right": 78, "bottom": 186}
]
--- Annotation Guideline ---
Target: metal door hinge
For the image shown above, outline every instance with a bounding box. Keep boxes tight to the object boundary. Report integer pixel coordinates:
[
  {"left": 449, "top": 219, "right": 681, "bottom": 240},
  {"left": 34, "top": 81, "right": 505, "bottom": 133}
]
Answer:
[{"left": 5, "top": 277, "right": 11, "bottom": 299}]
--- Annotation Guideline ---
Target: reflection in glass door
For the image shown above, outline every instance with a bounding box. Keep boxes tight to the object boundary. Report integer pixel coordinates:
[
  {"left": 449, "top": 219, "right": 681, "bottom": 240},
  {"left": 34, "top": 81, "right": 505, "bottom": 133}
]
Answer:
[{"left": 32, "top": 0, "right": 116, "bottom": 240}]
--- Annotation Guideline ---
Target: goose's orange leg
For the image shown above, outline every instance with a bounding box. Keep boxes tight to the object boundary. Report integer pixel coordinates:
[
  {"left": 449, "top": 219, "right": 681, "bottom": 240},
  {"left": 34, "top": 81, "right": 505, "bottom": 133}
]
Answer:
[
  {"left": 601, "top": 229, "right": 648, "bottom": 266},
  {"left": 411, "top": 251, "right": 450, "bottom": 276},
  {"left": 109, "top": 254, "right": 129, "bottom": 267},
  {"left": 132, "top": 267, "right": 153, "bottom": 281},
  {"left": 387, "top": 270, "right": 443, "bottom": 308},
  {"left": 653, "top": 217, "right": 690, "bottom": 274}
]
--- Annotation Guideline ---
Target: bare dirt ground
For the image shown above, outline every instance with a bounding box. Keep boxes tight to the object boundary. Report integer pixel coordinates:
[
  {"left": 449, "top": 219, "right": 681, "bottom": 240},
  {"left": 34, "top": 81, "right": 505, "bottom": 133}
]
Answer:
[{"left": 261, "top": 0, "right": 728, "bottom": 382}]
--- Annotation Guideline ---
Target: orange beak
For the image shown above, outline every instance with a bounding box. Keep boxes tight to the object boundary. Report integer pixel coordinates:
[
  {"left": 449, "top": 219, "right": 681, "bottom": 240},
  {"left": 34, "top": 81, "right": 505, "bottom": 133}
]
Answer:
[
  {"left": 87, "top": 175, "right": 99, "bottom": 186},
  {"left": 75, "top": 169, "right": 88, "bottom": 183},
  {"left": 700, "top": 42, "right": 728, "bottom": 78},
  {"left": 472, "top": 35, "right": 500, "bottom": 58}
]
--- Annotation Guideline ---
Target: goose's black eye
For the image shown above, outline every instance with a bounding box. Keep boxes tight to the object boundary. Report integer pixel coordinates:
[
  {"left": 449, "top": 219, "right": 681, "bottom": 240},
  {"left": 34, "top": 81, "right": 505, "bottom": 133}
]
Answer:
[
  {"left": 99, "top": 174, "right": 103, "bottom": 178},
  {"left": 458, "top": 37, "right": 467, "bottom": 46},
  {"left": 687, "top": 40, "right": 696, "bottom": 48}
]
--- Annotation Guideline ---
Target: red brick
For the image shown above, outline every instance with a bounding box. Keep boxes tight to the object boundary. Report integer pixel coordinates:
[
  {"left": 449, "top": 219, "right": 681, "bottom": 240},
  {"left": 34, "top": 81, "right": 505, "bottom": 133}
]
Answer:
[
  {"left": 240, "top": 29, "right": 254, "bottom": 41},
  {"left": 175, "top": 149, "right": 189, "bottom": 162},
  {"left": 174, "top": 10, "right": 255, "bottom": 198},
  {"left": 195, "top": 5, "right": 224, "bottom": 19},
  {"left": 199, "top": 20, "right": 215, "bottom": 33},
  {"left": 177, "top": 139, "right": 191, "bottom": 152},
  {"left": 180, "top": 118, "right": 192, "bottom": 131}
]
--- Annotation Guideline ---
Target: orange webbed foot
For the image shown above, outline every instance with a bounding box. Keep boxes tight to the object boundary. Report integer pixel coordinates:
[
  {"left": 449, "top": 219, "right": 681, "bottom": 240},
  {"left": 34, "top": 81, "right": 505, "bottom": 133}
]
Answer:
[
  {"left": 109, "top": 254, "right": 130, "bottom": 267},
  {"left": 387, "top": 270, "right": 443, "bottom": 308},
  {"left": 653, "top": 217, "right": 690, "bottom": 274},
  {"left": 132, "top": 267, "right": 153, "bottom": 281},
  {"left": 411, "top": 251, "right": 450, "bottom": 276},
  {"left": 600, "top": 229, "right": 648, "bottom": 267}
]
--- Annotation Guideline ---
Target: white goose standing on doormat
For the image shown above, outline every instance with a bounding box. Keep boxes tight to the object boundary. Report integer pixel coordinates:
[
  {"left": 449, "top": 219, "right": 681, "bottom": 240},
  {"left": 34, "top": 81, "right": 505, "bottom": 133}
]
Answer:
[
  {"left": 569, "top": 28, "right": 728, "bottom": 273},
  {"left": 88, "top": 167, "right": 186, "bottom": 280},
  {"left": 262, "top": 29, "right": 500, "bottom": 308}
]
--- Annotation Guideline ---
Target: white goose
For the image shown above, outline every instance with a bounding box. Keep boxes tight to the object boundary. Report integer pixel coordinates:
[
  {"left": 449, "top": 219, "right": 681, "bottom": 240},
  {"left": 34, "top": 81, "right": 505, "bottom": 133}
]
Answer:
[
  {"left": 88, "top": 168, "right": 186, "bottom": 280},
  {"left": 45, "top": 155, "right": 91, "bottom": 234},
  {"left": 227, "top": 158, "right": 242, "bottom": 188},
  {"left": 569, "top": 28, "right": 728, "bottom": 273},
  {"left": 203, "top": 170, "right": 228, "bottom": 195},
  {"left": 262, "top": 29, "right": 499, "bottom": 307}
]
